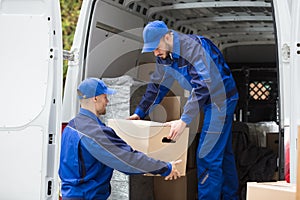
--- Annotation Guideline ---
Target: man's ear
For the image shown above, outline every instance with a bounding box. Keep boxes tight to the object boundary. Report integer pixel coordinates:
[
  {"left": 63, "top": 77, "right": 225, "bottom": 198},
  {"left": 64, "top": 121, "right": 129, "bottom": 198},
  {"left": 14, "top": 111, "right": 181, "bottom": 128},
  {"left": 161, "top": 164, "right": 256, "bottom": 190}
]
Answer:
[
  {"left": 164, "top": 33, "right": 173, "bottom": 44},
  {"left": 164, "top": 33, "right": 170, "bottom": 42},
  {"left": 93, "top": 96, "right": 97, "bottom": 102}
]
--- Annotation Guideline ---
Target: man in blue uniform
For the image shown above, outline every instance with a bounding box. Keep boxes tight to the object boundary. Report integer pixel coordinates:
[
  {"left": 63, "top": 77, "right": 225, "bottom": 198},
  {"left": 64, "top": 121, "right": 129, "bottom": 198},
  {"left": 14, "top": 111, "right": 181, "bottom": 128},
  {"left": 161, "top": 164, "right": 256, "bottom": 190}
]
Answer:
[
  {"left": 59, "top": 77, "right": 181, "bottom": 200},
  {"left": 129, "top": 20, "right": 239, "bottom": 199}
]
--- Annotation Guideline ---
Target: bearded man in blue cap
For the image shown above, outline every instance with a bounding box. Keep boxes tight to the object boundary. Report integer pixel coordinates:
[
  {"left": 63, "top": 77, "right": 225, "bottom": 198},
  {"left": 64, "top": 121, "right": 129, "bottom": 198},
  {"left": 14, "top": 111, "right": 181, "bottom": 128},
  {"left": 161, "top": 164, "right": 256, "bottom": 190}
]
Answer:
[
  {"left": 59, "top": 77, "right": 182, "bottom": 200},
  {"left": 129, "top": 21, "right": 239, "bottom": 199}
]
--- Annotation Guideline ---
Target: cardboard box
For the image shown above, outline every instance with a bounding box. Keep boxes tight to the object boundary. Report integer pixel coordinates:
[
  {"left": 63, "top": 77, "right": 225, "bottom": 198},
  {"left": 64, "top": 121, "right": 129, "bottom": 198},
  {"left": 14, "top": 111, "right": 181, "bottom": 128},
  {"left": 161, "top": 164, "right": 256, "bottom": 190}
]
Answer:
[
  {"left": 149, "top": 96, "right": 203, "bottom": 169},
  {"left": 153, "top": 168, "right": 197, "bottom": 200},
  {"left": 107, "top": 119, "right": 189, "bottom": 175},
  {"left": 149, "top": 96, "right": 187, "bottom": 123},
  {"left": 246, "top": 181, "right": 296, "bottom": 200},
  {"left": 149, "top": 96, "right": 203, "bottom": 134},
  {"left": 136, "top": 63, "right": 185, "bottom": 96},
  {"left": 150, "top": 96, "right": 204, "bottom": 169}
]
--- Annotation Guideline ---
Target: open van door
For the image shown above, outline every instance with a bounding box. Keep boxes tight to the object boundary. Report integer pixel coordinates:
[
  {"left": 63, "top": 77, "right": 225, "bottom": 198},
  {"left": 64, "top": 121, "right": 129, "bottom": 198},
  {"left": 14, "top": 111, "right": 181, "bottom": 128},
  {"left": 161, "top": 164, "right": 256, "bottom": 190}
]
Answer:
[
  {"left": 0, "top": 0, "right": 63, "bottom": 199},
  {"left": 290, "top": 0, "right": 300, "bottom": 186},
  {"left": 273, "top": 0, "right": 292, "bottom": 182},
  {"left": 274, "top": 0, "right": 300, "bottom": 184}
]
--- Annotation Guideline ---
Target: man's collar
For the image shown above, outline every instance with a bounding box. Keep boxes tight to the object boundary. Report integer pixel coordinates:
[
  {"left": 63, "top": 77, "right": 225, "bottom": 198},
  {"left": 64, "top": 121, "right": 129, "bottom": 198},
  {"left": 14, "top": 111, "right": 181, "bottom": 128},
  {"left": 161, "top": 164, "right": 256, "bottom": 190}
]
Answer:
[
  {"left": 172, "top": 31, "right": 180, "bottom": 59},
  {"left": 79, "top": 108, "right": 104, "bottom": 125}
]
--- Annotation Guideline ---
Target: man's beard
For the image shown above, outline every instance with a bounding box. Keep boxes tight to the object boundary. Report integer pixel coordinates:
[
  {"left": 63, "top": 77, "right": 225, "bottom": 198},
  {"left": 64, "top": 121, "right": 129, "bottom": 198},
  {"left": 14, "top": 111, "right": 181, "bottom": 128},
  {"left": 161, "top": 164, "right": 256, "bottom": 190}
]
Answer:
[
  {"left": 97, "top": 108, "right": 106, "bottom": 116},
  {"left": 160, "top": 50, "right": 171, "bottom": 60},
  {"left": 162, "top": 43, "right": 172, "bottom": 60}
]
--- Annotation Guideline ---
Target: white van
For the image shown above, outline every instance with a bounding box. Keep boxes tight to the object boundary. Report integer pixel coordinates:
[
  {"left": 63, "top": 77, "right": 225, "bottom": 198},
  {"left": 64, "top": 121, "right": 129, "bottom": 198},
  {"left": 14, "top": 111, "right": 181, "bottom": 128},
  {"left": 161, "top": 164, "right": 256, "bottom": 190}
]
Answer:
[{"left": 0, "top": 0, "right": 299, "bottom": 199}]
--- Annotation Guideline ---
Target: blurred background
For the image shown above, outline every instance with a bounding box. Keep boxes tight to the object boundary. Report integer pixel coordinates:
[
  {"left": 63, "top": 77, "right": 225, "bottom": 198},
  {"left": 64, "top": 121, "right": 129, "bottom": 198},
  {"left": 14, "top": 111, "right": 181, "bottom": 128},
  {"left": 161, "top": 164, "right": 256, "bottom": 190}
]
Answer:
[{"left": 60, "top": 0, "right": 83, "bottom": 81}]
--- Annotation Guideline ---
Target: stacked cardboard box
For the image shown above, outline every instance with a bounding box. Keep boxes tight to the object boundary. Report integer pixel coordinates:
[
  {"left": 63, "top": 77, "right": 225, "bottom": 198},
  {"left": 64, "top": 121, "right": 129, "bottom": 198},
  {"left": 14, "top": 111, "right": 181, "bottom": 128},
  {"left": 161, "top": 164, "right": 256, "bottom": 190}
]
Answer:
[
  {"left": 246, "top": 181, "right": 296, "bottom": 200},
  {"left": 149, "top": 96, "right": 201, "bottom": 199},
  {"left": 125, "top": 65, "right": 203, "bottom": 199},
  {"left": 150, "top": 96, "right": 203, "bottom": 170},
  {"left": 128, "top": 95, "right": 202, "bottom": 199},
  {"left": 153, "top": 168, "right": 198, "bottom": 200},
  {"left": 108, "top": 118, "right": 193, "bottom": 200}
]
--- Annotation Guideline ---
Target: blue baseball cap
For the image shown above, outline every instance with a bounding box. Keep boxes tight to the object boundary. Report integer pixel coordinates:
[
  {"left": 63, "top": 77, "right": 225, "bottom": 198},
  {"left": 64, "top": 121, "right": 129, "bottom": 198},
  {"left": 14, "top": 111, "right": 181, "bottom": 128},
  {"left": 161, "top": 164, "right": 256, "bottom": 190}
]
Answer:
[
  {"left": 142, "top": 20, "right": 169, "bottom": 53},
  {"left": 77, "top": 78, "right": 116, "bottom": 99}
]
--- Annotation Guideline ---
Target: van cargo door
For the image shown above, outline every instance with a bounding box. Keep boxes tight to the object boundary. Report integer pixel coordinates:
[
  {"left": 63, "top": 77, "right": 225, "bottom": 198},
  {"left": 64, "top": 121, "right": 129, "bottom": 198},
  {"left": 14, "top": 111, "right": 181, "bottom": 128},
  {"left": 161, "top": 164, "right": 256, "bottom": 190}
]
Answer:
[
  {"left": 290, "top": 0, "right": 300, "bottom": 186},
  {"left": 0, "top": 0, "right": 62, "bottom": 199}
]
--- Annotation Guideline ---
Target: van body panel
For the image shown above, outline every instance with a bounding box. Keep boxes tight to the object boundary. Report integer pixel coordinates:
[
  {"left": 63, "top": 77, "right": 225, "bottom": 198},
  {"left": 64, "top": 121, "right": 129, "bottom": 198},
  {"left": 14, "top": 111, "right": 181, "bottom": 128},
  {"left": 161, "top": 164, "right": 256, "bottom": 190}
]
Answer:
[
  {"left": 1, "top": 127, "right": 44, "bottom": 199},
  {"left": 0, "top": 0, "right": 62, "bottom": 199},
  {"left": 0, "top": 12, "right": 50, "bottom": 128},
  {"left": 273, "top": 0, "right": 300, "bottom": 184},
  {"left": 273, "top": 0, "right": 291, "bottom": 131},
  {"left": 273, "top": 0, "right": 292, "bottom": 182},
  {"left": 290, "top": 0, "right": 300, "bottom": 184}
]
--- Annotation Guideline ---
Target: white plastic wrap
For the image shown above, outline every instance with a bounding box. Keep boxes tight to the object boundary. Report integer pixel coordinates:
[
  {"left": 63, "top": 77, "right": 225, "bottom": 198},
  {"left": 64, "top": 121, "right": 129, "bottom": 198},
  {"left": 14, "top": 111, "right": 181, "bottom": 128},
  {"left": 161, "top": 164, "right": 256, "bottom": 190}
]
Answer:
[{"left": 101, "top": 75, "right": 134, "bottom": 123}]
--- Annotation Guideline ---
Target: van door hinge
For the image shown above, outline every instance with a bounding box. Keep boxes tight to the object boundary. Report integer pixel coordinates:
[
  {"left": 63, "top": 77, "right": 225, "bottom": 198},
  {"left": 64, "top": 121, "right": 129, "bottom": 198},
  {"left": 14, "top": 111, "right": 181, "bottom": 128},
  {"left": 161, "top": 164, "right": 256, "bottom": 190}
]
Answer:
[
  {"left": 63, "top": 50, "right": 75, "bottom": 61},
  {"left": 282, "top": 43, "right": 290, "bottom": 62}
]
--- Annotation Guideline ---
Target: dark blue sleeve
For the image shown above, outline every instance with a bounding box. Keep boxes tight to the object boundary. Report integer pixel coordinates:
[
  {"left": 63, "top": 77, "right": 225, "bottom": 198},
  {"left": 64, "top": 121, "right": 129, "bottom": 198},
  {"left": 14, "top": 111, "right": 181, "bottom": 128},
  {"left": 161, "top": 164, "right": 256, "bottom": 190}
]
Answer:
[
  {"left": 180, "top": 40, "right": 211, "bottom": 124},
  {"left": 181, "top": 37, "right": 228, "bottom": 124},
  {"left": 180, "top": 69, "right": 210, "bottom": 124},
  {"left": 80, "top": 124, "right": 172, "bottom": 176},
  {"left": 135, "top": 62, "right": 175, "bottom": 119}
]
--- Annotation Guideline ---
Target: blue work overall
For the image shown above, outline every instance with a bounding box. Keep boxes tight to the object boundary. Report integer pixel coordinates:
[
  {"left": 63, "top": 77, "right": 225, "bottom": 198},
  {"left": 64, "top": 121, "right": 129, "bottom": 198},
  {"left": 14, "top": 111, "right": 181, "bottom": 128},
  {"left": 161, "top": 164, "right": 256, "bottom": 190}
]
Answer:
[{"left": 134, "top": 31, "right": 239, "bottom": 199}]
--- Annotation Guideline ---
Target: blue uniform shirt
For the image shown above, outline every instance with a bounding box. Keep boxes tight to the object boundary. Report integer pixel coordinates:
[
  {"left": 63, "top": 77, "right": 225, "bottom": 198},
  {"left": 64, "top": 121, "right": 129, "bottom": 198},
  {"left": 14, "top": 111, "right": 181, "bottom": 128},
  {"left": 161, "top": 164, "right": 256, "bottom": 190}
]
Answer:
[
  {"left": 59, "top": 108, "right": 171, "bottom": 199},
  {"left": 135, "top": 31, "right": 238, "bottom": 124}
]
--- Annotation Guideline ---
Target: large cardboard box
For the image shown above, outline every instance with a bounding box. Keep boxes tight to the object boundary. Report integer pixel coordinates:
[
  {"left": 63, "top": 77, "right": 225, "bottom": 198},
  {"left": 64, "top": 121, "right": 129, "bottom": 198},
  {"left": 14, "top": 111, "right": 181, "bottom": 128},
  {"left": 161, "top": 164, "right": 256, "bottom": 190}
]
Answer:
[
  {"left": 149, "top": 96, "right": 203, "bottom": 169},
  {"left": 128, "top": 95, "right": 201, "bottom": 199},
  {"left": 246, "top": 181, "right": 296, "bottom": 200},
  {"left": 149, "top": 96, "right": 203, "bottom": 134},
  {"left": 107, "top": 119, "right": 189, "bottom": 175},
  {"left": 153, "top": 168, "right": 197, "bottom": 200}
]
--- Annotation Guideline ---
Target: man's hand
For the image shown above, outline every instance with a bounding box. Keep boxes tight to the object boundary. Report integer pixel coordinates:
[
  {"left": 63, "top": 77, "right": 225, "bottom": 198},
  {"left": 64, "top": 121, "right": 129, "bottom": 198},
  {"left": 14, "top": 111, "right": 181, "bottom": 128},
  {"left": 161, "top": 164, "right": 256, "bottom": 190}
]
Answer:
[
  {"left": 165, "top": 160, "right": 182, "bottom": 181},
  {"left": 163, "top": 119, "right": 187, "bottom": 141},
  {"left": 127, "top": 114, "right": 141, "bottom": 120}
]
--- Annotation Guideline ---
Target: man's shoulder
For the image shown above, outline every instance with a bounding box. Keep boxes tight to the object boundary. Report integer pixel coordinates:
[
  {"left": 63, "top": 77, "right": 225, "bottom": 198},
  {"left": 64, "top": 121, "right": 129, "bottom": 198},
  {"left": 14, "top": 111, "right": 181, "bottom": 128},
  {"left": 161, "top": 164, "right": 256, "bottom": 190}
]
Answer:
[{"left": 180, "top": 33, "right": 202, "bottom": 45}]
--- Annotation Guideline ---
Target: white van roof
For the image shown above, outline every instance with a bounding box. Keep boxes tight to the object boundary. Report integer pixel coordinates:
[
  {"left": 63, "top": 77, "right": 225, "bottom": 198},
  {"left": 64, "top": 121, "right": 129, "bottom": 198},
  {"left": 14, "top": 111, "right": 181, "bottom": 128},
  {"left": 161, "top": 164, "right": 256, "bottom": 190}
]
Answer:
[{"left": 114, "top": 0, "right": 274, "bottom": 50}]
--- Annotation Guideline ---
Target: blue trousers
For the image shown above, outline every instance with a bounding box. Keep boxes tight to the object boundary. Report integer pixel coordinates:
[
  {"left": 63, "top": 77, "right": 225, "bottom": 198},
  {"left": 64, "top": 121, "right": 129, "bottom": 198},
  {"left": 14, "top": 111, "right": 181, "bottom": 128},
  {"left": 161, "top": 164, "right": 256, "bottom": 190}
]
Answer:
[{"left": 196, "top": 98, "right": 239, "bottom": 200}]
